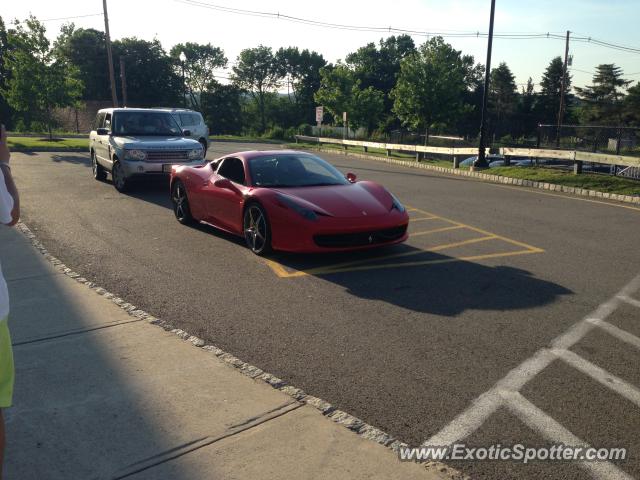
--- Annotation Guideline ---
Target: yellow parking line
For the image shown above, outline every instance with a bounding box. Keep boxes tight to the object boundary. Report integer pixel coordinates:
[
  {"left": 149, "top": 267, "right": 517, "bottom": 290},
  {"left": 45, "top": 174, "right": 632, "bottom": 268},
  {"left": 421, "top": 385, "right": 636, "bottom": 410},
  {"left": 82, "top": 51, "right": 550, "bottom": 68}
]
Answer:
[
  {"left": 410, "top": 225, "right": 465, "bottom": 237},
  {"left": 408, "top": 216, "right": 439, "bottom": 222},
  {"left": 406, "top": 205, "right": 544, "bottom": 253},
  {"left": 311, "top": 249, "right": 541, "bottom": 275},
  {"left": 265, "top": 235, "right": 498, "bottom": 278}
]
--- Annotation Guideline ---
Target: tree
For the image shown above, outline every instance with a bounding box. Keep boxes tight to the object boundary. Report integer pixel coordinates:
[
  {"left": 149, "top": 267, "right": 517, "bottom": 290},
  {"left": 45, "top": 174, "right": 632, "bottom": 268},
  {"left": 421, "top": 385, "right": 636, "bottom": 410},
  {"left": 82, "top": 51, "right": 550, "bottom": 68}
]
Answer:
[
  {"left": 275, "top": 47, "right": 326, "bottom": 125},
  {"left": 515, "top": 77, "right": 538, "bottom": 137},
  {"left": 314, "top": 63, "right": 384, "bottom": 136},
  {"left": 488, "top": 62, "right": 518, "bottom": 138},
  {"left": 169, "top": 42, "right": 227, "bottom": 110},
  {"left": 53, "top": 25, "right": 109, "bottom": 100},
  {"left": 538, "top": 56, "right": 572, "bottom": 125},
  {"left": 111, "top": 37, "right": 182, "bottom": 107},
  {"left": 2, "top": 16, "right": 83, "bottom": 137},
  {"left": 623, "top": 82, "right": 640, "bottom": 125},
  {"left": 0, "top": 16, "right": 14, "bottom": 128},
  {"left": 200, "top": 82, "right": 243, "bottom": 134},
  {"left": 391, "top": 37, "right": 468, "bottom": 144},
  {"left": 575, "top": 64, "right": 631, "bottom": 125},
  {"left": 346, "top": 35, "right": 415, "bottom": 131},
  {"left": 232, "top": 46, "right": 283, "bottom": 133}
]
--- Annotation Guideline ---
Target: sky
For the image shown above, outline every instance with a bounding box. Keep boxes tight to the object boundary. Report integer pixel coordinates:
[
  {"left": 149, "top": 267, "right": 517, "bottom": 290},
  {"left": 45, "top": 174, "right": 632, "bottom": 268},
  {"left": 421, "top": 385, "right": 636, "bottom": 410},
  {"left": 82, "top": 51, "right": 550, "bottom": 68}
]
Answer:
[{"left": 3, "top": 0, "right": 640, "bottom": 92}]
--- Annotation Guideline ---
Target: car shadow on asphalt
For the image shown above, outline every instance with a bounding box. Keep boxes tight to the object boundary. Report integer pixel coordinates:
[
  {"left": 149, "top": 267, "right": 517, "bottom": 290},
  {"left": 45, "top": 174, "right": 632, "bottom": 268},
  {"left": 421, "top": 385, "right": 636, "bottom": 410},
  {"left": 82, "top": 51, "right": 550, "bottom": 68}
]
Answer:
[
  {"left": 270, "top": 247, "right": 572, "bottom": 317},
  {"left": 50, "top": 153, "right": 92, "bottom": 167}
]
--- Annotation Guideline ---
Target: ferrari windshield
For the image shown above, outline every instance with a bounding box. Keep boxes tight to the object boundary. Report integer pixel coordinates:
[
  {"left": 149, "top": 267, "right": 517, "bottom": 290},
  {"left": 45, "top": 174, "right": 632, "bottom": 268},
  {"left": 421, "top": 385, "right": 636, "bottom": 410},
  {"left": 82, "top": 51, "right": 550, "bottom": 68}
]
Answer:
[
  {"left": 112, "top": 111, "right": 182, "bottom": 136},
  {"left": 248, "top": 154, "right": 350, "bottom": 188}
]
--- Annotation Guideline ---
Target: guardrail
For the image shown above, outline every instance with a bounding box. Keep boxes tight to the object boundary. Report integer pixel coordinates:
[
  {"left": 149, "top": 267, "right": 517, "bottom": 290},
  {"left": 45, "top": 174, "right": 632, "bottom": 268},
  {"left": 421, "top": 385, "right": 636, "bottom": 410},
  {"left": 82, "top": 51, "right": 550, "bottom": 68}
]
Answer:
[{"left": 295, "top": 135, "right": 640, "bottom": 174}]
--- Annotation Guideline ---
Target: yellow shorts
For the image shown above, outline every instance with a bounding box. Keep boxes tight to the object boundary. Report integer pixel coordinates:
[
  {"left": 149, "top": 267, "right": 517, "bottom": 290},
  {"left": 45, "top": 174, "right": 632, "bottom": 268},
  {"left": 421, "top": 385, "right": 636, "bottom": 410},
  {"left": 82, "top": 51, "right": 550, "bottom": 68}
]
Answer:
[{"left": 0, "top": 318, "right": 14, "bottom": 408}]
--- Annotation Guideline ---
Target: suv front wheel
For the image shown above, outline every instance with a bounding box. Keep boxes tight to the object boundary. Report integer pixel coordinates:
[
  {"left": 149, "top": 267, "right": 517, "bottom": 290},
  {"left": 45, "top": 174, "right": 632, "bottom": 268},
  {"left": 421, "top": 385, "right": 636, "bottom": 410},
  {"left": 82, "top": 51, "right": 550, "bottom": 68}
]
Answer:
[{"left": 111, "top": 160, "right": 130, "bottom": 193}]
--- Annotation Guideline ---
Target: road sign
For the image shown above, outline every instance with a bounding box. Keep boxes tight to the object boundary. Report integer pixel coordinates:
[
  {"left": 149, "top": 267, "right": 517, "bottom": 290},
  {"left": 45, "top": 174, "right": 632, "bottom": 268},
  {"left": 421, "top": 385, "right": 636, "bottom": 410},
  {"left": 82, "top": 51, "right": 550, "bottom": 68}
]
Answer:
[
  {"left": 343, "top": 111, "right": 348, "bottom": 123},
  {"left": 316, "top": 106, "right": 324, "bottom": 123}
]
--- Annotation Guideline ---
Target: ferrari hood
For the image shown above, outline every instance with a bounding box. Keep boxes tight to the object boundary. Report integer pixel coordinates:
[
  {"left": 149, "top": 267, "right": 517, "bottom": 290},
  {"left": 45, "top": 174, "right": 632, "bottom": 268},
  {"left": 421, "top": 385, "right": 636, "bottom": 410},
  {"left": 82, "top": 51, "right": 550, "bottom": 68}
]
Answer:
[{"left": 274, "top": 183, "right": 392, "bottom": 218}]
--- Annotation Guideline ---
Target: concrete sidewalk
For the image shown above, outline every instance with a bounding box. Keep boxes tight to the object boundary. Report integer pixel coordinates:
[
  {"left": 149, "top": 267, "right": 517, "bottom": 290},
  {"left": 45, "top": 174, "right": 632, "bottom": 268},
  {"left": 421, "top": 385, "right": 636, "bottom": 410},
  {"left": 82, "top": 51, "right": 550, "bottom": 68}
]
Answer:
[{"left": 2, "top": 225, "right": 450, "bottom": 480}]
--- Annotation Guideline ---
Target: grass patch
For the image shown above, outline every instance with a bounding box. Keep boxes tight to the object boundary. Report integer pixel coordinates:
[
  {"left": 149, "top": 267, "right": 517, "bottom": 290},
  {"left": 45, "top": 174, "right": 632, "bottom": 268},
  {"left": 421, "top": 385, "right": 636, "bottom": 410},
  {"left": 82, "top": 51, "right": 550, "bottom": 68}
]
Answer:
[
  {"left": 490, "top": 166, "right": 640, "bottom": 195},
  {"left": 8, "top": 137, "right": 88, "bottom": 149}
]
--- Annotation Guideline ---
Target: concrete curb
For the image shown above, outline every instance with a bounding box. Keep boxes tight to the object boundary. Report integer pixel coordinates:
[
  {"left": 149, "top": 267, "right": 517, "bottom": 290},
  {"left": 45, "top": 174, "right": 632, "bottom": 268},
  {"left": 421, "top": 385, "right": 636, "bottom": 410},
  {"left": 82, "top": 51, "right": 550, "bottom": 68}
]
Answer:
[
  {"left": 14, "top": 221, "right": 467, "bottom": 480},
  {"left": 303, "top": 146, "right": 640, "bottom": 206}
]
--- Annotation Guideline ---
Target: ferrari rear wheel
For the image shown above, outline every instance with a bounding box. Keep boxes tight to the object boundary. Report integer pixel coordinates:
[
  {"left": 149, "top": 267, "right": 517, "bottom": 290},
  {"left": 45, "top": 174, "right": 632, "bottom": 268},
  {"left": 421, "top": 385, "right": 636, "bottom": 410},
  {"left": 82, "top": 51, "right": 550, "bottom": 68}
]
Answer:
[
  {"left": 243, "top": 203, "right": 271, "bottom": 255},
  {"left": 171, "top": 180, "right": 194, "bottom": 225}
]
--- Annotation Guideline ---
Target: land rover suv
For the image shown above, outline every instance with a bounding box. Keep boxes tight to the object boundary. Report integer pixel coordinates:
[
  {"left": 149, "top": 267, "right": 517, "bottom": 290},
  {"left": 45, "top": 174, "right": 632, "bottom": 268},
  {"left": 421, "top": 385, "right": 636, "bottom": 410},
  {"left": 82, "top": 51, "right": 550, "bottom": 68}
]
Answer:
[
  {"left": 157, "top": 108, "right": 210, "bottom": 154},
  {"left": 90, "top": 108, "right": 205, "bottom": 192}
]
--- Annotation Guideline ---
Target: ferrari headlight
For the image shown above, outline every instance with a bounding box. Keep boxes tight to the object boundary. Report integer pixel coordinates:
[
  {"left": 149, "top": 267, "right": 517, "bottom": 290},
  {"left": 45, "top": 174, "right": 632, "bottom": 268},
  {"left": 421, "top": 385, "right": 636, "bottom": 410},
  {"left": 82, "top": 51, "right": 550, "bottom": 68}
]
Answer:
[
  {"left": 276, "top": 194, "right": 318, "bottom": 221},
  {"left": 390, "top": 192, "right": 406, "bottom": 213},
  {"left": 188, "top": 148, "right": 203, "bottom": 160},
  {"left": 125, "top": 149, "right": 146, "bottom": 161}
]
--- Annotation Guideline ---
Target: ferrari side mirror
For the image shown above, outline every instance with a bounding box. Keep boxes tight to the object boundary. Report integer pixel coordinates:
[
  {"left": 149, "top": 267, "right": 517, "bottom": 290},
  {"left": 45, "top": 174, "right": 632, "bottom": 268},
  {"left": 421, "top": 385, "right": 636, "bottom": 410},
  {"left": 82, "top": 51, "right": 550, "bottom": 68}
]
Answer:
[{"left": 346, "top": 172, "right": 357, "bottom": 183}]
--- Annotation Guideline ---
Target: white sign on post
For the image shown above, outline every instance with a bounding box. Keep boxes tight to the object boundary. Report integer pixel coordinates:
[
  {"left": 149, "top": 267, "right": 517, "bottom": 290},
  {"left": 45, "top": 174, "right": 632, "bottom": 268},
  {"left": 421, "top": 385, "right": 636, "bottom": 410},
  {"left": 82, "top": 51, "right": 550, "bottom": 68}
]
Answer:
[{"left": 315, "top": 106, "right": 324, "bottom": 124}]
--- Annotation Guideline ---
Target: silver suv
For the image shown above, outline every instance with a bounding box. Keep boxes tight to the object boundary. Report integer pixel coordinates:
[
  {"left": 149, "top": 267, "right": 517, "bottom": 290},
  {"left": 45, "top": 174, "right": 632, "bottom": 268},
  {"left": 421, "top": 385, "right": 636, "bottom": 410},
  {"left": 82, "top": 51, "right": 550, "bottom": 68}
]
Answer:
[
  {"left": 156, "top": 108, "right": 210, "bottom": 154},
  {"left": 90, "top": 108, "right": 205, "bottom": 192}
]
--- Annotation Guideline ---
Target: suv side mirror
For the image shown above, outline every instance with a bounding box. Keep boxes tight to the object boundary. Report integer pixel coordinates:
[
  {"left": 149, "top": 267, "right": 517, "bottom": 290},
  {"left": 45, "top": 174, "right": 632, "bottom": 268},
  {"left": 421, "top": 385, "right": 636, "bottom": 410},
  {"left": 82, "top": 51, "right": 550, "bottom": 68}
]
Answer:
[
  {"left": 346, "top": 172, "right": 357, "bottom": 183},
  {"left": 182, "top": 129, "right": 191, "bottom": 137},
  {"left": 96, "top": 128, "right": 110, "bottom": 136}
]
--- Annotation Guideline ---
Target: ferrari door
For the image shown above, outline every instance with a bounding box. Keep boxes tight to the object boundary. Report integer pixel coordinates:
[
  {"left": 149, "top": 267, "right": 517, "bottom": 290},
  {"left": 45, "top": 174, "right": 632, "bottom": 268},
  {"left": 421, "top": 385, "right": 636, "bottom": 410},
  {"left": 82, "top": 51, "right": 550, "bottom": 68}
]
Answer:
[{"left": 203, "top": 157, "right": 246, "bottom": 233}]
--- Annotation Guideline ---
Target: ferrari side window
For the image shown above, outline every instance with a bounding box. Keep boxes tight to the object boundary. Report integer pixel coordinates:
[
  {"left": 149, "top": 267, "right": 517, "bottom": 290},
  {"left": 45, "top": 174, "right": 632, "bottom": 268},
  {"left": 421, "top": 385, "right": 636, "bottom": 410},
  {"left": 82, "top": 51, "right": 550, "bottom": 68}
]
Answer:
[{"left": 218, "top": 158, "right": 246, "bottom": 185}]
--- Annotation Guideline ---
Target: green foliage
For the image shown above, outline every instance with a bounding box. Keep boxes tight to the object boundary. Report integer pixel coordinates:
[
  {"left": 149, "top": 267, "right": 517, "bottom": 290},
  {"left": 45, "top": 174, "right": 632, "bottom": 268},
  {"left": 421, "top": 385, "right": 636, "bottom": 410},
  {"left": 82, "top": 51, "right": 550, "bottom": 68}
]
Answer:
[
  {"left": 2, "top": 16, "right": 83, "bottom": 136},
  {"left": 112, "top": 37, "right": 181, "bottom": 107},
  {"left": 391, "top": 37, "right": 469, "bottom": 142},
  {"left": 0, "top": 16, "right": 14, "bottom": 128},
  {"left": 314, "top": 63, "right": 384, "bottom": 135},
  {"left": 170, "top": 42, "right": 227, "bottom": 110},
  {"left": 624, "top": 82, "right": 640, "bottom": 125},
  {"left": 232, "top": 45, "right": 283, "bottom": 133},
  {"left": 538, "top": 56, "right": 571, "bottom": 124},
  {"left": 576, "top": 64, "right": 632, "bottom": 125},
  {"left": 53, "top": 25, "right": 109, "bottom": 101},
  {"left": 200, "top": 83, "right": 244, "bottom": 134}
]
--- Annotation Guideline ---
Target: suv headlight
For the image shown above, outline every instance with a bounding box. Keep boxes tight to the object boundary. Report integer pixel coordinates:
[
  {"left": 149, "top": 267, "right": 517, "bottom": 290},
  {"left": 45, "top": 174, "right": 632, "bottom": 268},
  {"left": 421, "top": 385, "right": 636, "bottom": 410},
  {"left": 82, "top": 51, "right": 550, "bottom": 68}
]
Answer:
[
  {"left": 389, "top": 192, "right": 406, "bottom": 213},
  {"left": 188, "top": 148, "right": 203, "bottom": 160},
  {"left": 125, "top": 149, "right": 146, "bottom": 161}
]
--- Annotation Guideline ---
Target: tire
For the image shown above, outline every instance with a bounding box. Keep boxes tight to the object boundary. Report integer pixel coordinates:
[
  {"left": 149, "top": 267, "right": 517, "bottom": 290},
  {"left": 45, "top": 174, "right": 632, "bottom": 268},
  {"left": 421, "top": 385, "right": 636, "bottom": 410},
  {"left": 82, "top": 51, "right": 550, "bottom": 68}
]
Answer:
[
  {"left": 91, "top": 151, "right": 107, "bottom": 181},
  {"left": 199, "top": 139, "right": 208, "bottom": 157},
  {"left": 111, "top": 160, "right": 130, "bottom": 193},
  {"left": 243, "top": 203, "right": 272, "bottom": 255},
  {"left": 171, "top": 180, "right": 195, "bottom": 225}
]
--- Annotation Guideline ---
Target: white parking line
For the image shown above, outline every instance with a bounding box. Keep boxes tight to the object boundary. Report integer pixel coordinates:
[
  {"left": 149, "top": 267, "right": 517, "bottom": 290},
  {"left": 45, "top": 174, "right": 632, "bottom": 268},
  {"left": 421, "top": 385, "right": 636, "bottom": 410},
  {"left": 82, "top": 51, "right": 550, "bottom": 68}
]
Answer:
[
  {"left": 424, "top": 274, "right": 640, "bottom": 479},
  {"left": 587, "top": 318, "right": 640, "bottom": 350},
  {"left": 618, "top": 295, "right": 640, "bottom": 309},
  {"left": 553, "top": 348, "right": 640, "bottom": 408},
  {"left": 502, "top": 391, "right": 634, "bottom": 480}
]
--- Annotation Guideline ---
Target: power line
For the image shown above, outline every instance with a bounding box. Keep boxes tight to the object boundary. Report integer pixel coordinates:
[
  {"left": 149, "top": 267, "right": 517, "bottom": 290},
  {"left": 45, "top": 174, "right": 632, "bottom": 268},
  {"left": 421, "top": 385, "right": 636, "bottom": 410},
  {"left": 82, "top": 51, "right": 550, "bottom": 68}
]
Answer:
[
  {"left": 41, "top": 13, "right": 103, "bottom": 23},
  {"left": 174, "top": 0, "right": 640, "bottom": 54}
]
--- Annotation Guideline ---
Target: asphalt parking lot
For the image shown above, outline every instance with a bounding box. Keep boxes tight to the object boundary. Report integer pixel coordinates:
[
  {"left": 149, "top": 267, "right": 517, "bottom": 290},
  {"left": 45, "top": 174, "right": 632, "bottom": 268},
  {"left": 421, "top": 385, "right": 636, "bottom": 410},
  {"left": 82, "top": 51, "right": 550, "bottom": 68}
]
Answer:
[{"left": 10, "top": 143, "right": 640, "bottom": 479}]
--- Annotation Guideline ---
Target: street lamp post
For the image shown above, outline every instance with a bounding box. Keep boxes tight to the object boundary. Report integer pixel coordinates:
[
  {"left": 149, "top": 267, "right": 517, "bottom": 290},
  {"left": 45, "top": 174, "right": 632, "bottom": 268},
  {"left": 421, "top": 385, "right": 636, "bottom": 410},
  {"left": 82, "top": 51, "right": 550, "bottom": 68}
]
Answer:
[
  {"left": 179, "top": 51, "right": 187, "bottom": 108},
  {"left": 474, "top": 0, "right": 497, "bottom": 170}
]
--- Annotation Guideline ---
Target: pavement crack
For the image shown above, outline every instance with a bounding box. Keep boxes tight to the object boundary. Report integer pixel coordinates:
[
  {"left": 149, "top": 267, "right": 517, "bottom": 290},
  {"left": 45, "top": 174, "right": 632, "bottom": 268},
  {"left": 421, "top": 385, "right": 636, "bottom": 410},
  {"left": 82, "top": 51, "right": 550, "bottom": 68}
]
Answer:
[
  {"left": 12, "top": 318, "right": 147, "bottom": 347},
  {"left": 108, "top": 401, "right": 303, "bottom": 480}
]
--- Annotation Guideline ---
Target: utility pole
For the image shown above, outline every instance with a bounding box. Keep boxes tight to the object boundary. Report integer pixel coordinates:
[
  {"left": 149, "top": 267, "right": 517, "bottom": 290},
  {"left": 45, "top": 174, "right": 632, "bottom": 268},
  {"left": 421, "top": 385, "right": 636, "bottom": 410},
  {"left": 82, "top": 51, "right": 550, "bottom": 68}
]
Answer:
[
  {"left": 119, "top": 57, "right": 128, "bottom": 107},
  {"left": 556, "top": 30, "right": 570, "bottom": 148},
  {"left": 103, "top": 0, "right": 119, "bottom": 107},
  {"left": 474, "top": 0, "right": 496, "bottom": 169}
]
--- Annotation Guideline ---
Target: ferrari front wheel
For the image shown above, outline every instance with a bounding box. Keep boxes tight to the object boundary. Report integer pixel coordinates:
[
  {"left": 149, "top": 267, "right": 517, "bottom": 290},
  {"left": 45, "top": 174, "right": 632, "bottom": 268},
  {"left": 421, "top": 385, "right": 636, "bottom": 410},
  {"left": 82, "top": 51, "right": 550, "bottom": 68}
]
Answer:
[
  {"left": 171, "top": 180, "right": 194, "bottom": 225},
  {"left": 243, "top": 203, "right": 271, "bottom": 255}
]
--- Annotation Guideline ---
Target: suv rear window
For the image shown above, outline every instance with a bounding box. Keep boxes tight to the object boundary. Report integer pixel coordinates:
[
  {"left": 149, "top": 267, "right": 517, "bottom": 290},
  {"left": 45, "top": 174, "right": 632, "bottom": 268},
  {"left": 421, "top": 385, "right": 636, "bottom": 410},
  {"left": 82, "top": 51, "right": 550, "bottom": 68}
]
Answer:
[{"left": 179, "top": 113, "right": 200, "bottom": 127}]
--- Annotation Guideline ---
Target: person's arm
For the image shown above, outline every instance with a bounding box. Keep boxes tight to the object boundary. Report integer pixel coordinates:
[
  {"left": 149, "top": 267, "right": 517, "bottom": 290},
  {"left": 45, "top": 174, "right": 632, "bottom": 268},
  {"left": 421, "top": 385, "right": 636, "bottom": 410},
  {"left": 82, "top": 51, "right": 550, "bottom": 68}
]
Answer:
[{"left": 0, "top": 124, "right": 19, "bottom": 226}]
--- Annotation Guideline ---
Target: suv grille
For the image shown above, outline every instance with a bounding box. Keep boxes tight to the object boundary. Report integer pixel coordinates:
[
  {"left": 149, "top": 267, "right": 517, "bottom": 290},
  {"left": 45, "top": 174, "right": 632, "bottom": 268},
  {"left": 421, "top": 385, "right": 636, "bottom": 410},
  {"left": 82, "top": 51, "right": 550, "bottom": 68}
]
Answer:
[
  {"left": 145, "top": 150, "right": 189, "bottom": 162},
  {"left": 314, "top": 225, "right": 407, "bottom": 248}
]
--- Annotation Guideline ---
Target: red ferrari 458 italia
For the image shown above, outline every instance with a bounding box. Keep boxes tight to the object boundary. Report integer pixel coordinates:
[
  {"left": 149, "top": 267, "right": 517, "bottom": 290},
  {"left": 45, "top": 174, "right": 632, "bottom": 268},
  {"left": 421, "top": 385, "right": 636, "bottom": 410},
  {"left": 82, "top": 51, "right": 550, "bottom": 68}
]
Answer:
[{"left": 169, "top": 150, "right": 409, "bottom": 255}]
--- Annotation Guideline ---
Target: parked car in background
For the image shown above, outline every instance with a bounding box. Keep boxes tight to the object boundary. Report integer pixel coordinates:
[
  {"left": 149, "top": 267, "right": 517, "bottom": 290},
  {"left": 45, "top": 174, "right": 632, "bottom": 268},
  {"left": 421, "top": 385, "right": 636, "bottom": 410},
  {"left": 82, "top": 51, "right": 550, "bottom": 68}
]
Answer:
[
  {"left": 459, "top": 155, "right": 534, "bottom": 168},
  {"left": 155, "top": 108, "right": 210, "bottom": 155},
  {"left": 90, "top": 108, "right": 205, "bottom": 192}
]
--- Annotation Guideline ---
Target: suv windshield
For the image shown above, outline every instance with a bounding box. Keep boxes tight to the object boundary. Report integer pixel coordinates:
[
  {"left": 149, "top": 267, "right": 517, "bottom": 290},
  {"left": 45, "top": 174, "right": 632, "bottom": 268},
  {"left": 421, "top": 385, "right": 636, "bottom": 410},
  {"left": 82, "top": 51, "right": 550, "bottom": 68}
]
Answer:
[
  {"left": 112, "top": 111, "right": 182, "bottom": 136},
  {"left": 248, "top": 154, "right": 350, "bottom": 188}
]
